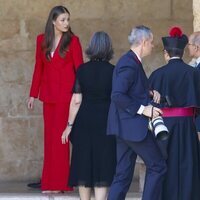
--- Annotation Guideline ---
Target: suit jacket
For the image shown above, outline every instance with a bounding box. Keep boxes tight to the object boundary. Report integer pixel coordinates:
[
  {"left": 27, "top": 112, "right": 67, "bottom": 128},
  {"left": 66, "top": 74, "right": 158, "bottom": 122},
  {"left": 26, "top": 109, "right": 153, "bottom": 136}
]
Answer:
[
  {"left": 196, "top": 62, "right": 200, "bottom": 70},
  {"left": 107, "top": 50, "right": 150, "bottom": 142},
  {"left": 30, "top": 34, "right": 83, "bottom": 103}
]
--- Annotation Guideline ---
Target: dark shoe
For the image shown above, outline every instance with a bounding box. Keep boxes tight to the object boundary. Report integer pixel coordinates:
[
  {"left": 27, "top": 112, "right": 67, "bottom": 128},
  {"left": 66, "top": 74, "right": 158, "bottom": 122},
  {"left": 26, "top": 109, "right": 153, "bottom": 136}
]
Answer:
[{"left": 27, "top": 181, "right": 41, "bottom": 189}]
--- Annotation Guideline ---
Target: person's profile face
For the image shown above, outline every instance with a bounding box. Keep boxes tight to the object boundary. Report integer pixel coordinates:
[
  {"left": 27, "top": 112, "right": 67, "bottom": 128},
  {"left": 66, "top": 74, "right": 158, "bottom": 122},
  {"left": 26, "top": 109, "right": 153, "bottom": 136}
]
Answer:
[
  {"left": 53, "top": 12, "right": 70, "bottom": 33},
  {"left": 188, "top": 35, "right": 197, "bottom": 58},
  {"left": 143, "top": 34, "right": 154, "bottom": 56}
]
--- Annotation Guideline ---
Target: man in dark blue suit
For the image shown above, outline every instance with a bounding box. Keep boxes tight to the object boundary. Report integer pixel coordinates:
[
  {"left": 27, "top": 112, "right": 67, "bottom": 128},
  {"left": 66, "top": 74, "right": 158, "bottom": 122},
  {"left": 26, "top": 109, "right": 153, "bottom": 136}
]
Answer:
[{"left": 107, "top": 25, "right": 167, "bottom": 200}]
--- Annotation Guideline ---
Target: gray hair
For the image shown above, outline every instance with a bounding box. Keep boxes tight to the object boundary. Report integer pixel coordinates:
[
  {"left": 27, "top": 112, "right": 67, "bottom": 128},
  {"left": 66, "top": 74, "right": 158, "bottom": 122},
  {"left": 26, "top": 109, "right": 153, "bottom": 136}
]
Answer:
[
  {"left": 191, "top": 31, "right": 200, "bottom": 47},
  {"left": 128, "top": 25, "right": 152, "bottom": 46},
  {"left": 85, "top": 31, "right": 114, "bottom": 61}
]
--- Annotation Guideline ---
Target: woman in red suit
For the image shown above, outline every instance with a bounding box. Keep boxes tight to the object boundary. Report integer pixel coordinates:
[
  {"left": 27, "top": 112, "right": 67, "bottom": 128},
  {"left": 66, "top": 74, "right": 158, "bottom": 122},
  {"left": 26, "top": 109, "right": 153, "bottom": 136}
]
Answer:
[{"left": 27, "top": 5, "right": 83, "bottom": 193}]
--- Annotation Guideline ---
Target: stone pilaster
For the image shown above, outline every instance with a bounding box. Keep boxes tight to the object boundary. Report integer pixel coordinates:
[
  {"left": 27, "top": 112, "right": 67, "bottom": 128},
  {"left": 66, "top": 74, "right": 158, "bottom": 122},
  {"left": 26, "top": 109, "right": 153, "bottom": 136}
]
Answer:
[{"left": 193, "top": 0, "right": 200, "bottom": 31}]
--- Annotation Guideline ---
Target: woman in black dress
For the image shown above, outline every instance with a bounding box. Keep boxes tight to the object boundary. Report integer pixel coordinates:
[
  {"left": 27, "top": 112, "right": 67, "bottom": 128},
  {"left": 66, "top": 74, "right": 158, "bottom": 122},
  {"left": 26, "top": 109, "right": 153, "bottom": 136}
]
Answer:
[{"left": 61, "top": 31, "right": 116, "bottom": 200}]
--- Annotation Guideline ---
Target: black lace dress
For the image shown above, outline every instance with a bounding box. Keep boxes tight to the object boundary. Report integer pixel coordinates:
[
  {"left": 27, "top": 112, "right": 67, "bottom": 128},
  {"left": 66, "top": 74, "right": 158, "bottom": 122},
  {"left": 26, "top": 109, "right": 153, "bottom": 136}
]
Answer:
[{"left": 68, "top": 60, "right": 116, "bottom": 187}]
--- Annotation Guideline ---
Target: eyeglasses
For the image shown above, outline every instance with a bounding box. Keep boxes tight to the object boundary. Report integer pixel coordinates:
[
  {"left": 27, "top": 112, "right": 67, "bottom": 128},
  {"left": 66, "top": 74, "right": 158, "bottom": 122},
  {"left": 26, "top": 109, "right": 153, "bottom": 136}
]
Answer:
[{"left": 188, "top": 43, "right": 199, "bottom": 50}]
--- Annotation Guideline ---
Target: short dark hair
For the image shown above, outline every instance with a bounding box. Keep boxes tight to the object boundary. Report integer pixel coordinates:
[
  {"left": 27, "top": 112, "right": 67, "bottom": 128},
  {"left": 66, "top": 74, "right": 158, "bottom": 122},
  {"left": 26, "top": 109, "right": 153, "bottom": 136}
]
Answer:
[
  {"left": 85, "top": 31, "right": 114, "bottom": 61},
  {"left": 165, "top": 48, "right": 184, "bottom": 58}
]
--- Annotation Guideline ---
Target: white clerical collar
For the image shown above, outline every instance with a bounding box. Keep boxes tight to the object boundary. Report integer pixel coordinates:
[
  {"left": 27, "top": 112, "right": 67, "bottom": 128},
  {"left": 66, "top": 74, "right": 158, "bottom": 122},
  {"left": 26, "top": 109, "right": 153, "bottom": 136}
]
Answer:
[{"left": 170, "top": 57, "right": 180, "bottom": 60}]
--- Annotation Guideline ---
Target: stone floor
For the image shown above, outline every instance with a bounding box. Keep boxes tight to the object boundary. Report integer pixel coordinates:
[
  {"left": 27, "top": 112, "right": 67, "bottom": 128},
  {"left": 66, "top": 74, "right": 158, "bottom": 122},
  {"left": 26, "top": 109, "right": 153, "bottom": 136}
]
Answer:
[{"left": 0, "top": 181, "right": 142, "bottom": 200}]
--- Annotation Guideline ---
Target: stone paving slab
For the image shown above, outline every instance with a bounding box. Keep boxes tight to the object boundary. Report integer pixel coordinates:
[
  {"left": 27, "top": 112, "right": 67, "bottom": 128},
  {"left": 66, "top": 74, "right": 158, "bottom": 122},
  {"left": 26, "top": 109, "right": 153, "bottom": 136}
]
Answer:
[
  {"left": 0, "top": 181, "right": 141, "bottom": 200},
  {"left": 0, "top": 193, "right": 141, "bottom": 200}
]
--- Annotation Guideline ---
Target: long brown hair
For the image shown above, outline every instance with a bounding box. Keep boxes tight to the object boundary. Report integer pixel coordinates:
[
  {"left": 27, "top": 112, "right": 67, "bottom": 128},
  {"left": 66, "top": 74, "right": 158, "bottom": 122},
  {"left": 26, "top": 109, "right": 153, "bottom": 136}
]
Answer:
[{"left": 42, "top": 6, "right": 74, "bottom": 60}]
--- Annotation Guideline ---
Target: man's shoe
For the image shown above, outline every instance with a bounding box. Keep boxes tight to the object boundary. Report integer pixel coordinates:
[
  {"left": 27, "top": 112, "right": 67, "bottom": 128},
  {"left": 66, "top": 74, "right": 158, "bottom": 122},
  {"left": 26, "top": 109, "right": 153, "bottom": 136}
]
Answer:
[{"left": 27, "top": 181, "right": 41, "bottom": 189}]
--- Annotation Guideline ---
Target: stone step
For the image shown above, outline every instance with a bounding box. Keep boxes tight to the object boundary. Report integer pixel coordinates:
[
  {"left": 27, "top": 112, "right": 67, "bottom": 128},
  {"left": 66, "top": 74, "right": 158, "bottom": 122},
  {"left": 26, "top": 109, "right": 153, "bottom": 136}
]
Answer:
[
  {"left": 0, "top": 181, "right": 141, "bottom": 200},
  {"left": 0, "top": 192, "right": 141, "bottom": 200}
]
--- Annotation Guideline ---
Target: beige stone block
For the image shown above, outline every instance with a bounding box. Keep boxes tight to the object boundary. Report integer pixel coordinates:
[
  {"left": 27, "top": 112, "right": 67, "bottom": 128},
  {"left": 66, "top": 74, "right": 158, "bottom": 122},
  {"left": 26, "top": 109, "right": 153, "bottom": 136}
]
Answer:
[
  {"left": 0, "top": 118, "right": 29, "bottom": 160},
  {"left": 65, "top": 0, "right": 171, "bottom": 20},
  {"left": 26, "top": 19, "right": 45, "bottom": 39},
  {"left": 0, "top": 0, "right": 63, "bottom": 20},
  {"left": 0, "top": 85, "right": 11, "bottom": 108},
  {"left": 28, "top": 117, "right": 44, "bottom": 161},
  {"left": 0, "top": 50, "right": 44, "bottom": 116},
  {"left": 0, "top": 116, "right": 43, "bottom": 181},
  {"left": 9, "top": 100, "right": 43, "bottom": 118},
  {"left": 0, "top": 116, "right": 42, "bottom": 181},
  {"left": 0, "top": 0, "right": 20, "bottom": 20},
  {"left": 72, "top": 19, "right": 112, "bottom": 61},
  {"left": 0, "top": 84, "right": 25, "bottom": 113},
  {"left": 0, "top": 83, "right": 42, "bottom": 117},
  {"left": 143, "top": 52, "right": 165, "bottom": 76},
  {"left": 64, "top": 0, "right": 107, "bottom": 20},
  {"left": 0, "top": 106, "right": 10, "bottom": 118},
  {"left": 0, "top": 36, "right": 33, "bottom": 52},
  {"left": 0, "top": 52, "right": 34, "bottom": 83},
  {"left": 9, "top": 102, "right": 29, "bottom": 118},
  {"left": 173, "top": 0, "right": 193, "bottom": 20},
  {"left": 0, "top": 20, "right": 19, "bottom": 40},
  {"left": 104, "top": 0, "right": 171, "bottom": 20},
  {"left": 0, "top": 160, "right": 42, "bottom": 181}
]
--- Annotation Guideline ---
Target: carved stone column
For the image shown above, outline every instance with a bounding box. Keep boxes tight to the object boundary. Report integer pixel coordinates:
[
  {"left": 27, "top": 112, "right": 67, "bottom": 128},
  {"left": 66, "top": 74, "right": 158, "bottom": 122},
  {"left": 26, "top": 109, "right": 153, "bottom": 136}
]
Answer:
[{"left": 193, "top": 0, "right": 200, "bottom": 31}]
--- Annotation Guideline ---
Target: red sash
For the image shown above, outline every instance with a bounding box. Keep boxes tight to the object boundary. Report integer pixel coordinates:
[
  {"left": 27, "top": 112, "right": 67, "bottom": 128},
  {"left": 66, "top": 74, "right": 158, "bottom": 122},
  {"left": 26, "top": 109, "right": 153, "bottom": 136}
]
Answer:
[{"left": 162, "top": 107, "right": 194, "bottom": 117}]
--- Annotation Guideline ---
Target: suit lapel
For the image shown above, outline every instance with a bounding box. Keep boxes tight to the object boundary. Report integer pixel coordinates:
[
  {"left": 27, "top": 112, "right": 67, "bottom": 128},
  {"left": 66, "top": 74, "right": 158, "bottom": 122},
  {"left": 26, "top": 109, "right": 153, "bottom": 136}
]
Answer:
[{"left": 128, "top": 50, "right": 149, "bottom": 89}]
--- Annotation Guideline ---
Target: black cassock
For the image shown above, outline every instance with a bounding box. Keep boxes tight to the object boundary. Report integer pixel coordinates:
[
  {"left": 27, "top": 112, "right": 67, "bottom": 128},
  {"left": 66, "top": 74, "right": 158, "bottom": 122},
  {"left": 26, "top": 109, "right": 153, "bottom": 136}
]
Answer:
[{"left": 149, "top": 58, "right": 200, "bottom": 200}]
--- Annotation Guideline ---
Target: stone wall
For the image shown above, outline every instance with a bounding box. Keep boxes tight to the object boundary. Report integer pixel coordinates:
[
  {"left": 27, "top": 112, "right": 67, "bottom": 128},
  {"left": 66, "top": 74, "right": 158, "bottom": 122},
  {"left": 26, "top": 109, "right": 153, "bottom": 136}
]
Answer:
[{"left": 0, "top": 0, "right": 193, "bottom": 181}]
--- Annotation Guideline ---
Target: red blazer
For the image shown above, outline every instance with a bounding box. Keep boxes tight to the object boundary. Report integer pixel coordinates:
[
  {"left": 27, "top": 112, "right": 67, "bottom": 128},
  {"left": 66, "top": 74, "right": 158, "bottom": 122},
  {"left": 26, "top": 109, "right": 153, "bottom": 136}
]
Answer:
[{"left": 30, "top": 34, "right": 83, "bottom": 103}]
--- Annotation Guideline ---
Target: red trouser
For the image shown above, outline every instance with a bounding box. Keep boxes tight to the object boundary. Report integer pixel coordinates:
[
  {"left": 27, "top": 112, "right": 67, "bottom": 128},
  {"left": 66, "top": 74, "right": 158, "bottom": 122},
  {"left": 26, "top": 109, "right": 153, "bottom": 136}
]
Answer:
[{"left": 41, "top": 102, "right": 72, "bottom": 191}]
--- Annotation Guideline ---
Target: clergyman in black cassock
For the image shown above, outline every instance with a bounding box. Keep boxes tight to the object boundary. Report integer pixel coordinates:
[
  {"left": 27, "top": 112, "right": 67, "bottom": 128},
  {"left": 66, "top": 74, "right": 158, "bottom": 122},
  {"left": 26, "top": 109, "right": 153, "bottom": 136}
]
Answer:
[{"left": 149, "top": 27, "right": 200, "bottom": 200}]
